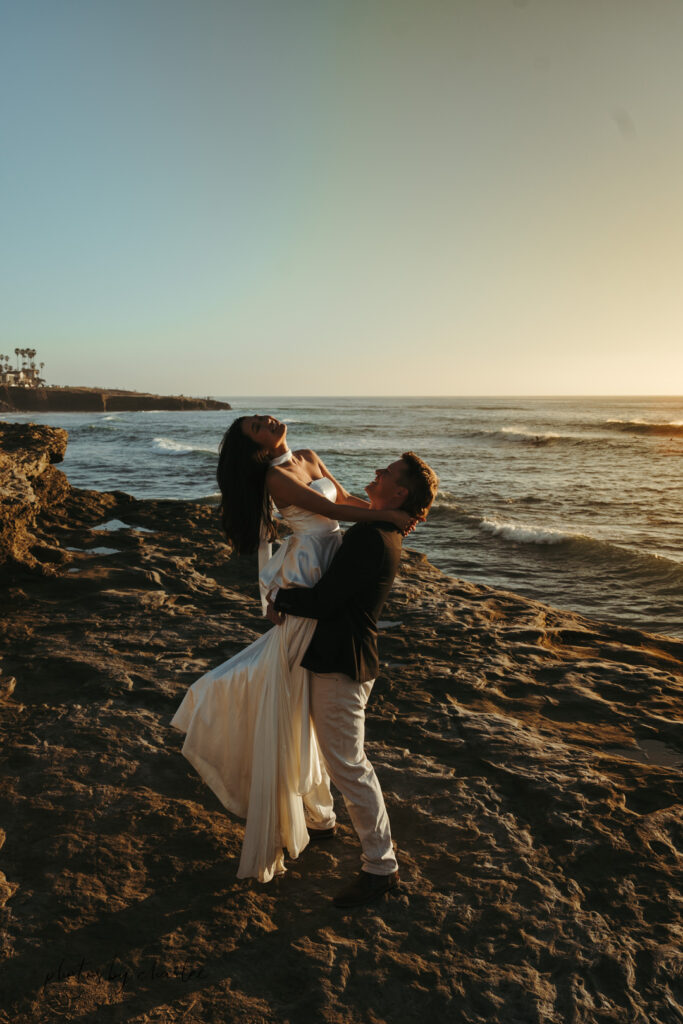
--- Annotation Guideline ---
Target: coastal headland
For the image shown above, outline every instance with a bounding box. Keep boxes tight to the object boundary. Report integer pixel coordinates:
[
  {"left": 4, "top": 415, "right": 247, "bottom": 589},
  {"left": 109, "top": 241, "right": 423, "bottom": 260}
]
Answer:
[
  {"left": 0, "top": 422, "right": 681, "bottom": 1023},
  {"left": 0, "top": 386, "right": 230, "bottom": 414}
]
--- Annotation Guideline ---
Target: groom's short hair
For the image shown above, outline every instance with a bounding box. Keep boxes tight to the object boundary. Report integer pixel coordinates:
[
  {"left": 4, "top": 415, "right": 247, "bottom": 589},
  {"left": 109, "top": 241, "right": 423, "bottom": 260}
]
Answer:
[{"left": 398, "top": 452, "right": 439, "bottom": 519}]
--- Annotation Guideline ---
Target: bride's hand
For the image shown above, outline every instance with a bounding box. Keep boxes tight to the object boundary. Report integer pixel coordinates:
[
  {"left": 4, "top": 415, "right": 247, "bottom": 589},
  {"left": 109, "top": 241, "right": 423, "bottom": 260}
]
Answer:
[{"left": 387, "top": 509, "right": 419, "bottom": 535}]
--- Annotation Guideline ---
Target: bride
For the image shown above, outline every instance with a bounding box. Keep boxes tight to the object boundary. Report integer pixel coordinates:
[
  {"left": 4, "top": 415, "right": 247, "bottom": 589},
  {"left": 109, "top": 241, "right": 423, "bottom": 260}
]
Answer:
[{"left": 171, "top": 413, "right": 413, "bottom": 882}]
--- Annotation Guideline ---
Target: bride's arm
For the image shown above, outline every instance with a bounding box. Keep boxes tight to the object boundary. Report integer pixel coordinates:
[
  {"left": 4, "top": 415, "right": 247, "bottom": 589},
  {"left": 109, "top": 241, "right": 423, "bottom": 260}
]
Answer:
[
  {"left": 266, "top": 466, "right": 412, "bottom": 530},
  {"left": 296, "top": 452, "right": 370, "bottom": 507}
]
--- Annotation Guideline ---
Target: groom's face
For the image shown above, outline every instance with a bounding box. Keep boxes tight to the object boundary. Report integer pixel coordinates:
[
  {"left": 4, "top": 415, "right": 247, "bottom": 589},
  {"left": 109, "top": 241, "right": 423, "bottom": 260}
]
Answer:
[{"left": 365, "top": 460, "right": 409, "bottom": 509}]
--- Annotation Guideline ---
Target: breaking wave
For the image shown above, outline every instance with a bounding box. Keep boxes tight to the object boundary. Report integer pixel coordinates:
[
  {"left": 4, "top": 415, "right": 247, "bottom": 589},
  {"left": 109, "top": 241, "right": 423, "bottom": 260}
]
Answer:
[
  {"left": 499, "top": 427, "right": 563, "bottom": 445},
  {"left": 606, "top": 419, "right": 683, "bottom": 437},
  {"left": 479, "top": 518, "right": 571, "bottom": 544},
  {"left": 152, "top": 437, "right": 218, "bottom": 456},
  {"left": 477, "top": 516, "right": 682, "bottom": 582},
  {"left": 462, "top": 426, "right": 600, "bottom": 447}
]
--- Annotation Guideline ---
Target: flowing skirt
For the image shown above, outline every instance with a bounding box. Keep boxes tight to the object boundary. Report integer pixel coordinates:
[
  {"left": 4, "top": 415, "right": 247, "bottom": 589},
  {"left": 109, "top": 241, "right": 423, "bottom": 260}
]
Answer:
[
  {"left": 172, "top": 520, "right": 339, "bottom": 880},
  {"left": 171, "top": 531, "right": 340, "bottom": 882}
]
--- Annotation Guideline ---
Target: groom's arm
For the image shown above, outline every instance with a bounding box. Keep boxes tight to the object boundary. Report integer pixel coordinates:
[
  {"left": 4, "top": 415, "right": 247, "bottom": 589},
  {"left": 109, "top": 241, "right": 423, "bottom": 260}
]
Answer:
[{"left": 273, "top": 525, "right": 382, "bottom": 621}]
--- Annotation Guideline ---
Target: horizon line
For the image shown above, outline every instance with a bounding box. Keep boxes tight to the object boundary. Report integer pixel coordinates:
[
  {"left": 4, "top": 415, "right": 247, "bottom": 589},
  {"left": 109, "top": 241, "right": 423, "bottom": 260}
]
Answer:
[
  {"left": 43, "top": 383, "right": 683, "bottom": 400},
  {"left": 208, "top": 393, "right": 683, "bottom": 400}
]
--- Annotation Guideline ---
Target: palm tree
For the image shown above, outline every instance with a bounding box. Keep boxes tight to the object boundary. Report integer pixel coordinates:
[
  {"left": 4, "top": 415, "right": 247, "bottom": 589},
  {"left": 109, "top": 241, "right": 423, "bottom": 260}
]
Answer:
[{"left": 14, "top": 347, "right": 19, "bottom": 370}]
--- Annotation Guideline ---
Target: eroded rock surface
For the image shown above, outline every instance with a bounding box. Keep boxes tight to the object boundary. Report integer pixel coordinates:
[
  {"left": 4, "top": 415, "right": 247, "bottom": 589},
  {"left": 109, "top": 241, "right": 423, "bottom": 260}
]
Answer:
[
  {"left": 0, "top": 424, "right": 681, "bottom": 1023},
  {"left": 0, "top": 422, "right": 69, "bottom": 573}
]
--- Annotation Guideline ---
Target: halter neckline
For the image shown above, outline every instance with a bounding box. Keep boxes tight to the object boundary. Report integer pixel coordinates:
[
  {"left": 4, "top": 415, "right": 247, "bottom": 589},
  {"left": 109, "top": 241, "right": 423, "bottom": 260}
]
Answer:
[{"left": 268, "top": 449, "right": 293, "bottom": 467}]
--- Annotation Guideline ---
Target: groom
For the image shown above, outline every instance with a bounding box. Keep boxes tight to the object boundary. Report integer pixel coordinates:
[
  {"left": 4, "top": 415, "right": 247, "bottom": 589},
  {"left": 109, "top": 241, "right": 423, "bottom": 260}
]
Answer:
[{"left": 267, "top": 452, "right": 439, "bottom": 908}]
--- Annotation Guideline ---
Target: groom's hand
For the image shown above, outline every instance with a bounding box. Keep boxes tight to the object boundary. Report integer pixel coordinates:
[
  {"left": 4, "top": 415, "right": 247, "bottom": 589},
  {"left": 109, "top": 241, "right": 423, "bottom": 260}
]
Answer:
[{"left": 266, "top": 598, "right": 285, "bottom": 626}]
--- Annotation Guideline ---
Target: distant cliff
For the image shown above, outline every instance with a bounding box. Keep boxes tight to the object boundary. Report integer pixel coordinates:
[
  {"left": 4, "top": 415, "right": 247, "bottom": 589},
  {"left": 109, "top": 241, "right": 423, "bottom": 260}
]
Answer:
[{"left": 0, "top": 386, "right": 231, "bottom": 414}]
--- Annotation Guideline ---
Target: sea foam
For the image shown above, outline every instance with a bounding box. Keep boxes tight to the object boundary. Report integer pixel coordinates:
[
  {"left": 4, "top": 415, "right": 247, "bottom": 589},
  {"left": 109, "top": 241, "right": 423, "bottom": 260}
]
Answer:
[
  {"left": 606, "top": 419, "right": 683, "bottom": 436},
  {"left": 152, "top": 437, "right": 218, "bottom": 456},
  {"left": 499, "top": 427, "right": 562, "bottom": 442},
  {"left": 479, "top": 518, "right": 572, "bottom": 544}
]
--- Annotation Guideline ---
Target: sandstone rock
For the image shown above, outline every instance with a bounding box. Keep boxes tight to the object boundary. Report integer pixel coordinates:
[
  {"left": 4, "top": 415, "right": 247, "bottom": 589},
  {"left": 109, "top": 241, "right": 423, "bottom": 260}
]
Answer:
[
  {"left": 0, "top": 423, "right": 69, "bottom": 575},
  {"left": 0, "top": 676, "right": 16, "bottom": 699}
]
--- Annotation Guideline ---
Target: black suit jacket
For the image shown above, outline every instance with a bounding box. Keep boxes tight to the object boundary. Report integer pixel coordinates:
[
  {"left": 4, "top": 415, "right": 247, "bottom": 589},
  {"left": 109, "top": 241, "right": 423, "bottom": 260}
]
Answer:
[{"left": 273, "top": 521, "right": 402, "bottom": 682}]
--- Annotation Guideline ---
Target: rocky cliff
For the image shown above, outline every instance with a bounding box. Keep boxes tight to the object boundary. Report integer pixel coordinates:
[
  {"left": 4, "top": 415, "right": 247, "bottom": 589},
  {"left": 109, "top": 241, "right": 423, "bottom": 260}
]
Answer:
[
  {"left": 0, "top": 386, "right": 230, "bottom": 414},
  {"left": 0, "top": 422, "right": 117, "bottom": 577},
  {"left": 0, "top": 423, "right": 681, "bottom": 1024},
  {"left": 0, "top": 422, "right": 69, "bottom": 574}
]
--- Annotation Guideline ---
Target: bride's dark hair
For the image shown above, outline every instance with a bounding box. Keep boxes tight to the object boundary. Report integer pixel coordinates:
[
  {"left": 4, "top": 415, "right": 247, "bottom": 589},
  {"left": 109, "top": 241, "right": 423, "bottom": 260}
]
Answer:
[{"left": 216, "top": 417, "right": 276, "bottom": 555}]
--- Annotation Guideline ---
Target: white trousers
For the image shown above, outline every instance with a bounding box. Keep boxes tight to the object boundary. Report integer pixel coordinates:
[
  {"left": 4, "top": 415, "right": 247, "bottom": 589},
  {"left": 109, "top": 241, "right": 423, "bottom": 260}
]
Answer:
[{"left": 303, "top": 671, "right": 398, "bottom": 876}]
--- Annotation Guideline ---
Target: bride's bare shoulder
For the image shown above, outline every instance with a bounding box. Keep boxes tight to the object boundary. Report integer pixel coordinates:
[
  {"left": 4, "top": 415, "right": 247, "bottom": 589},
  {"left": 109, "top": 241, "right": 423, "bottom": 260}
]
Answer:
[{"left": 292, "top": 447, "right": 319, "bottom": 466}]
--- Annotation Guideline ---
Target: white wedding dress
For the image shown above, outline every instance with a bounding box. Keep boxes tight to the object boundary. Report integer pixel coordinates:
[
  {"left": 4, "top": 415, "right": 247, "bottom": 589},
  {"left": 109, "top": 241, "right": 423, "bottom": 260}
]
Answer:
[{"left": 171, "top": 477, "right": 341, "bottom": 882}]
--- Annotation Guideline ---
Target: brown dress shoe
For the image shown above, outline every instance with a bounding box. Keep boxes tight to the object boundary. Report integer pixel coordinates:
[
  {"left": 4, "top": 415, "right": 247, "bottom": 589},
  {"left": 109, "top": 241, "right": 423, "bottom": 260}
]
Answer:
[{"left": 333, "top": 870, "right": 399, "bottom": 908}]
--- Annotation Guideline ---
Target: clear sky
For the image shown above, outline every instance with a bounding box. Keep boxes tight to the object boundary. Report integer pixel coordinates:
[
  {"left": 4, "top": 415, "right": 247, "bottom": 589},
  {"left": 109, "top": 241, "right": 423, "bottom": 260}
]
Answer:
[{"left": 2, "top": 0, "right": 682, "bottom": 396}]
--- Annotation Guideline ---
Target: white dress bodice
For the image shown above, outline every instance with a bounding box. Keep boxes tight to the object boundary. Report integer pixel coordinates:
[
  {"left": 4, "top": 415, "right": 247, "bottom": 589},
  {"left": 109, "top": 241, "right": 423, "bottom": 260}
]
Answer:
[
  {"left": 259, "top": 476, "right": 342, "bottom": 606},
  {"left": 278, "top": 476, "right": 341, "bottom": 536}
]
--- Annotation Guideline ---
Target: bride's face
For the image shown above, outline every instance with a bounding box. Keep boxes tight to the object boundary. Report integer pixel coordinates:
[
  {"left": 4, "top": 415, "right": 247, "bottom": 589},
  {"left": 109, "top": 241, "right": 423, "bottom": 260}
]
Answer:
[{"left": 241, "top": 414, "right": 287, "bottom": 452}]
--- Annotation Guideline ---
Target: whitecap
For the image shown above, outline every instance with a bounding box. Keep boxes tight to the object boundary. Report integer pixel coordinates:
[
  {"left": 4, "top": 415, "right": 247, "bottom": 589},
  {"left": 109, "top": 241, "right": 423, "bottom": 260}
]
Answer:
[
  {"left": 152, "top": 436, "right": 219, "bottom": 455},
  {"left": 479, "top": 518, "right": 572, "bottom": 545},
  {"left": 499, "top": 427, "right": 562, "bottom": 443},
  {"left": 606, "top": 418, "right": 683, "bottom": 436},
  {"left": 607, "top": 418, "right": 683, "bottom": 427},
  {"left": 433, "top": 490, "right": 462, "bottom": 512}
]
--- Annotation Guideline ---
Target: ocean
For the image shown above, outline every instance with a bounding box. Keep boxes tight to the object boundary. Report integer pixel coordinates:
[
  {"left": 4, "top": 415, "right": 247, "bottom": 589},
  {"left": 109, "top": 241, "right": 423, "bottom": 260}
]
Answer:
[{"left": 4, "top": 396, "right": 682, "bottom": 639}]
